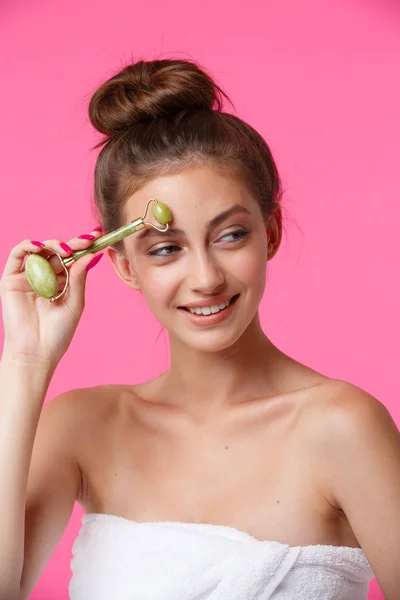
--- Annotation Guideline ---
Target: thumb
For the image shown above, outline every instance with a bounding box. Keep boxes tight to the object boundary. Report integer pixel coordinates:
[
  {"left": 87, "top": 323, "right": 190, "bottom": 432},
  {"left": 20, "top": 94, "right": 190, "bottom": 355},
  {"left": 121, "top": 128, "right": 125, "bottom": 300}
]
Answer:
[{"left": 66, "top": 252, "right": 104, "bottom": 310}]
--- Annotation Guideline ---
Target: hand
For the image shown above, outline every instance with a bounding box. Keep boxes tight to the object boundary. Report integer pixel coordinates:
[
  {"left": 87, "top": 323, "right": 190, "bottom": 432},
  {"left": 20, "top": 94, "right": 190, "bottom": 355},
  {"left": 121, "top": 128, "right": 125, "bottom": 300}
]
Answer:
[{"left": 0, "top": 228, "right": 104, "bottom": 368}]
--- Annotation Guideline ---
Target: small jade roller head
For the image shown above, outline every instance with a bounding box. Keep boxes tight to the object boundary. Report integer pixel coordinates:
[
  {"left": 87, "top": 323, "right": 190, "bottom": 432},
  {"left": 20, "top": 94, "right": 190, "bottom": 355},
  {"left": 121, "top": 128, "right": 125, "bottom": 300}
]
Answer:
[{"left": 24, "top": 198, "right": 173, "bottom": 302}]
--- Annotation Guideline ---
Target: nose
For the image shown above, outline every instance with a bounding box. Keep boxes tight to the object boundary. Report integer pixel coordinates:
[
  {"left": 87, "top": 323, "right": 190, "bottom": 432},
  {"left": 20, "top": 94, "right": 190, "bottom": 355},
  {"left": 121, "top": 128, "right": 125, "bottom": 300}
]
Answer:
[{"left": 187, "top": 247, "right": 225, "bottom": 294}]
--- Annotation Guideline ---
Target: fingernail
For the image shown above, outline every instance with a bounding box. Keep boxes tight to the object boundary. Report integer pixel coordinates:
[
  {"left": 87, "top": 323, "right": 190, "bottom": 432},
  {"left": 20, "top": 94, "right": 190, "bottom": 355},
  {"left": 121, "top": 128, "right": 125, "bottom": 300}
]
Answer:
[
  {"left": 31, "top": 240, "right": 45, "bottom": 247},
  {"left": 78, "top": 234, "right": 95, "bottom": 240},
  {"left": 86, "top": 253, "right": 104, "bottom": 271},
  {"left": 60, "top": 242, "right": 73, "bottom": 254},
  {"left": 91, "top": 225, "right": 103, "bottom": 233}
]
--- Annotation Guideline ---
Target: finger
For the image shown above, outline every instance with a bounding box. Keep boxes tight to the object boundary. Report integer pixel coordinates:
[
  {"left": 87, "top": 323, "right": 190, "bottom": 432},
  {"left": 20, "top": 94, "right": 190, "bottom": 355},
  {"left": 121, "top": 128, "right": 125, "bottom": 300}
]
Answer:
[
  {"left": 59, "top": 228, "right": 104, "bottom": 260},
  {"left": 65, "top": 225, "right": 104, "bottom": 248},
  {"left": 60, "top": 251, "right": 104, "bottom": 314},
  {"left": 29, "top": 240, "right": 79, "bottom": 276},
  {"left": 1, "top": 239, "right": 49, "bottom": 279},
  {"left": 43, "top": 228, "right": 104, "bottom": 274},
  {"left": 1, "top": 226, "right": 104, "bottom": 280}
]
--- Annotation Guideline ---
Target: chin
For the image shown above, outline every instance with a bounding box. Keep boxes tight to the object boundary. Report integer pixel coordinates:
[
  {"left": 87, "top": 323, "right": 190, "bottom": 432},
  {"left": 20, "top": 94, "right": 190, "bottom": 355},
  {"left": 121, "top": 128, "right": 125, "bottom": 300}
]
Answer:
[
  {"left": 184, "top": 333, "right": 242, "bottom": 353},
  {"left": 172, "top": 317, "right": 258, "bottom": 354}
]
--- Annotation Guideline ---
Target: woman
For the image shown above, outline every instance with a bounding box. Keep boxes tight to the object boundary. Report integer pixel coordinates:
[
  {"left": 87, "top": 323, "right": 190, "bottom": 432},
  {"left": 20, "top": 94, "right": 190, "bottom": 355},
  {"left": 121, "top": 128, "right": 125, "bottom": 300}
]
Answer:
[{"left": 0, "top": 59, "right": 399, "bottom": 600}]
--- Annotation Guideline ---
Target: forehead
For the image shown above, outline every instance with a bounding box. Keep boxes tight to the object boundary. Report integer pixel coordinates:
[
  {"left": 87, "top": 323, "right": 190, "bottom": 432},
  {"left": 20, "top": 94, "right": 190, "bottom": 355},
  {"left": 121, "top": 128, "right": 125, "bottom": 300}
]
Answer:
[{"left": 122, "top": 166, "right": 254, "bottom": 224}]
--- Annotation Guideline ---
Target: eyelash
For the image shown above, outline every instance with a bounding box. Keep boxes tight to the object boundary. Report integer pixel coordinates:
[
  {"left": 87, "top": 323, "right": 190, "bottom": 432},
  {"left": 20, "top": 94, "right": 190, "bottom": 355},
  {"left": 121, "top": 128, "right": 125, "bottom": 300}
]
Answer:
[{"left": 146, "top": 229, "right": 250, "bottom": 258}]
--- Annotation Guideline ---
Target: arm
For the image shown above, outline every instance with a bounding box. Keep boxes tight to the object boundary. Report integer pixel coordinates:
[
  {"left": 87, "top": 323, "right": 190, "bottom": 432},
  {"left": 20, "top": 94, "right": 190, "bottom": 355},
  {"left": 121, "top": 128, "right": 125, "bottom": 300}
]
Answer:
[
  {"left": 313, "top": 383, "right": 400, "bottom": 600},
  {"left": 0, "top": 356, "right": 81, "bottom": 600},
  {"left": 19, "top": 389, "right": 82, "bottom": 600}
]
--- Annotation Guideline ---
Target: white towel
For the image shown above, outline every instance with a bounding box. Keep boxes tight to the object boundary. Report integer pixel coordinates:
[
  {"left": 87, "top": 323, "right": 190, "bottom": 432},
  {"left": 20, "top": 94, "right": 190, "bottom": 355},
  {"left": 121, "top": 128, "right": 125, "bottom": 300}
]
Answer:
[{"left": 69, "top": 513, "right": 375, "bottom": 599}]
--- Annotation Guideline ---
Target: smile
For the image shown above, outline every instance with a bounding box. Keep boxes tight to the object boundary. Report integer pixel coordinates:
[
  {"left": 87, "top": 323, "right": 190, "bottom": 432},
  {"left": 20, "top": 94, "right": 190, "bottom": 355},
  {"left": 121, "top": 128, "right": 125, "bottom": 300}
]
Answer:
[{"left": 179, "top": 294, "right": 240, "bottom": 316}]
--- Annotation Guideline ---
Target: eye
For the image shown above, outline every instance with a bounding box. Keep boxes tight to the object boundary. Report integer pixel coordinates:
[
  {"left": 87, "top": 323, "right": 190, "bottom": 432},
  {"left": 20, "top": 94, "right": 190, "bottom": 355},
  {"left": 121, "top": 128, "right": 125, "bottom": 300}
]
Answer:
[
  {"left": 219, "top": 229, "right": 249, "bottom": 243},
  {"left": 147, "top": 244, "right": 181, "bottom": 258},
  {"left": 146, "top": 228, "right": 250, "bottom": 258}
]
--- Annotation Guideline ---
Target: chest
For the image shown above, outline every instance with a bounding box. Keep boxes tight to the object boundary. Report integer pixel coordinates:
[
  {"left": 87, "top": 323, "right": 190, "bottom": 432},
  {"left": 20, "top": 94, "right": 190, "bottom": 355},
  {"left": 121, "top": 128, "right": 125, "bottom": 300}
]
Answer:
[{"left": 77, "top": 392, "right": 357, "bottom": 547}]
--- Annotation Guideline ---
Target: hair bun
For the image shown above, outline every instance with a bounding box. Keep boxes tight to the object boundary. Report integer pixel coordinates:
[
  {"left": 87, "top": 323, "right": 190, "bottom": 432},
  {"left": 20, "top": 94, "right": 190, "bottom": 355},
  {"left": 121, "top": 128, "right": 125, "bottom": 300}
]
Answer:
[{"left": 89, "top": 59, "right": 228, "bottom": 137}]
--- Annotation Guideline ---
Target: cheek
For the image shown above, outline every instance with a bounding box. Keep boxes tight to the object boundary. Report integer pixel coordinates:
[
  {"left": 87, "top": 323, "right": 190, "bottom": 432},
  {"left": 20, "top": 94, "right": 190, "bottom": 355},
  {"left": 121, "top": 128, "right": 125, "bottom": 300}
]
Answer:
[
  {"left": 231, "top": 242, "right": 268, "bottom": 305},
  {"left": 236, "top": 253, "right": 265, "bottom": 281},
  {"left": 135, "top": 261, "right": 180, "bottom": 306},
  {"left": 230, "top": 241, "right": 268, "bottom": 283}
]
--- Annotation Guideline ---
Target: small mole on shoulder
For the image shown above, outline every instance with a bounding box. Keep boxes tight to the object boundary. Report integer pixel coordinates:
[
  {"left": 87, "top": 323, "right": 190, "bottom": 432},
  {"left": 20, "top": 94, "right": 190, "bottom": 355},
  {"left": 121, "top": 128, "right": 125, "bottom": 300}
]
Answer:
[{"left": 225, "top": 446, "right": 229, "bottom": 450}]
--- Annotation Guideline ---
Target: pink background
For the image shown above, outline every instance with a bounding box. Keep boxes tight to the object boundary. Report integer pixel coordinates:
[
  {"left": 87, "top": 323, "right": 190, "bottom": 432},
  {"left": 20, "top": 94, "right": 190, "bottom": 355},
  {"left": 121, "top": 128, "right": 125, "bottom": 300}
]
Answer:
[{"left": 1, "top": 0, "right": 399, "bottom": 598}]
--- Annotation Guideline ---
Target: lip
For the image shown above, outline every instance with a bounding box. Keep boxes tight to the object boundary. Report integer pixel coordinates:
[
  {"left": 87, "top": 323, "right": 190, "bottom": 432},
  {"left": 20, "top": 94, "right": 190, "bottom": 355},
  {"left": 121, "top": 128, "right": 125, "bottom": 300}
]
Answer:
[
  {"left": 178, "top": 293, "right": 237, "bottom": 310},
  {"left": 178, "top": 294, "right": 239, "bottom": 327}
]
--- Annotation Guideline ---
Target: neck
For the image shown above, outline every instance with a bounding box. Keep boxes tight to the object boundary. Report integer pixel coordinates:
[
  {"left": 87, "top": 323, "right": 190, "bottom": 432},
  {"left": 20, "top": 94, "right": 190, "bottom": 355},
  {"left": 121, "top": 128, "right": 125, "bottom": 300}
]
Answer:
[{"left": 160, "top": 313, "right": 284, "bottom": 421}]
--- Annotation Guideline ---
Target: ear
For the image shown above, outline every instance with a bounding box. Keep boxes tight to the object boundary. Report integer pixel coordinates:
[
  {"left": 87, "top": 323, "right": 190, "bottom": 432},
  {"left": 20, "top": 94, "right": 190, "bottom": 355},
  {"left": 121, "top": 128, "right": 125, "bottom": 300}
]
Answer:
[
  {"left": 266, "top": 205, "right": 283, "bottom": 261},
  {"left": 106, "top": 247, "right": 142, "bottom": 291}
]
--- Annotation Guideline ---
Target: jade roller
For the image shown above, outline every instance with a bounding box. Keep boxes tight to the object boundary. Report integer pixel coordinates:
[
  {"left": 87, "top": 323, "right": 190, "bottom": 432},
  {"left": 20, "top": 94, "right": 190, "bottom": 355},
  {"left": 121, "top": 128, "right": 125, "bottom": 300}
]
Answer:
[{"left": 24, "top": 198, "right": 172, "bottom": 302}]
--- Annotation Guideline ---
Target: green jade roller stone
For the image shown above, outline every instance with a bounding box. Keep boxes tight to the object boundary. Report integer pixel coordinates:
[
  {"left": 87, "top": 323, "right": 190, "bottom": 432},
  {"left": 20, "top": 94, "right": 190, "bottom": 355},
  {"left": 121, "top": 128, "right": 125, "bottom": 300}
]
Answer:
[
  {"left": 25, "top": 254, "right": 58, "bottom": 299},
  {"left": 25, "top": 202, "right": 172, "bottom": 299},
  {"left": 152, "top": 202, "right": 172, "bottom": 225}
]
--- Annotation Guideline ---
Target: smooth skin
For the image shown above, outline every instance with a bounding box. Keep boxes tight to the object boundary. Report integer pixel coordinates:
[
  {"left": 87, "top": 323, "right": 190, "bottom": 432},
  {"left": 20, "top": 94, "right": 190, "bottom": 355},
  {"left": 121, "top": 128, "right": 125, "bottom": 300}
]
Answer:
[
  {"left": 0, "top": 228, "right": 104, "bottom": 599},
  {"left": 2, "top": 166, "right": 400, "bottom": 599}
]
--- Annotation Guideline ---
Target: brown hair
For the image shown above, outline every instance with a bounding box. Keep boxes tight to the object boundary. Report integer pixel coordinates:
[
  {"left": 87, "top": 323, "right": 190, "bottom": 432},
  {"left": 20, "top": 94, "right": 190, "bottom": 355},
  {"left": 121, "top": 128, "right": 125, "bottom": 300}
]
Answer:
[{"left": 88, "top": 59, "right": 283, "bottom": 254}]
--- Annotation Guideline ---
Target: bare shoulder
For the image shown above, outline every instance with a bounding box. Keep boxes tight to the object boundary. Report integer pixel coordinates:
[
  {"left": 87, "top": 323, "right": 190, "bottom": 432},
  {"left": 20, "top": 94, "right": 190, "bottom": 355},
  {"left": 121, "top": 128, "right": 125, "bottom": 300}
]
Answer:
[
  {"left": 49, "top": 383, "right": 126, "bottom": 419},
  {"left": 300, "top": 377, "right": 399, "bottom": 502},
  {"left": 53, "top": 381, "right": 149, "bottom": 435},
  {"left": 44, "top": 383, "right": 126, "bottom": 459},
  {"left": 301, "top": 378, "right": 396, "bottom": 435},
  {"left": 302, "top": 380, "right": 400, "bottom": 594}
]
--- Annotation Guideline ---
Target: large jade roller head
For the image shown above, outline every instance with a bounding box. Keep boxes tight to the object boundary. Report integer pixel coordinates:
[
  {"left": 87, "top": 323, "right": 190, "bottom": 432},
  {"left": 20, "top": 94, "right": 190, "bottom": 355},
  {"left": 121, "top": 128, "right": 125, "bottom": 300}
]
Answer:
[{"left": 24, "top": 198, "right": 172, "bottom": 302}]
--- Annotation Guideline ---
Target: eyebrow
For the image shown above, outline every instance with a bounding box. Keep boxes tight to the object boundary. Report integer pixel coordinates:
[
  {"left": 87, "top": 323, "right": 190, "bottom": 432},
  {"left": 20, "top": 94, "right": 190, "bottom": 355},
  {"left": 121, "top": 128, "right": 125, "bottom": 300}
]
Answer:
[{"left": 135, "top": 204, "right": 252, "bottom": 242}]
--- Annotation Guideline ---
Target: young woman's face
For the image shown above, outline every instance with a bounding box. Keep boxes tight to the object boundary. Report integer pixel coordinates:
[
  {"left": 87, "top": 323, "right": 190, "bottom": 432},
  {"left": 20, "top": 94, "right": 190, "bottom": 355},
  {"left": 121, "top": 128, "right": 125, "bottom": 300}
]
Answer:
[{"left": 118, "top": 166, "right": 271, "bottom": 352}]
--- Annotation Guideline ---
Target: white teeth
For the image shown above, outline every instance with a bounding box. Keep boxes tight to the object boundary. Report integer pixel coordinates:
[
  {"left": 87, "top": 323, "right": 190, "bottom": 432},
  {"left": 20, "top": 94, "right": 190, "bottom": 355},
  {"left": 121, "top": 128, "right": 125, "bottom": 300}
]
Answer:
[{"left": 189, "top": 299, "right": 231, "bottom": 315}]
